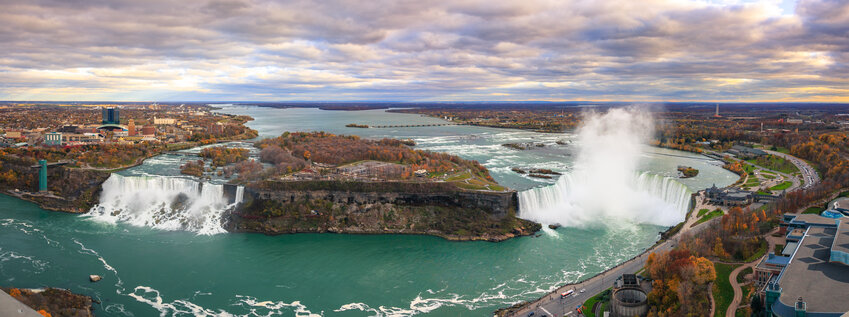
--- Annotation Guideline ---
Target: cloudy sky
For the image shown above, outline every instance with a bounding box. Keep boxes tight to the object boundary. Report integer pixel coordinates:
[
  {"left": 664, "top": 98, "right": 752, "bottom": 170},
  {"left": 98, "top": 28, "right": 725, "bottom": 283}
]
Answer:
[{"left": 1, "top": 0, "right": 847, "bottom": 102}]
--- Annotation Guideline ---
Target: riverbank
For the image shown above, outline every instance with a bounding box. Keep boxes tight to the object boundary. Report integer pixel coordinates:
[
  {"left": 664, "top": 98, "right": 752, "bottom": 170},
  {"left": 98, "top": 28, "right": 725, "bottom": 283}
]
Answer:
[
  {"left": 494, "top": 197, "right": 701, "bottom": 316},
  {"left": 1, "top": 287, "right": 93, "bottom": 317}
]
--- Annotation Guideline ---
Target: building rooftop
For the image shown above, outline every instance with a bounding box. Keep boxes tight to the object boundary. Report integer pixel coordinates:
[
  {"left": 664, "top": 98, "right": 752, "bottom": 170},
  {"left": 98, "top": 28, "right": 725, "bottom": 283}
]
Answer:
[
  {"left": 765, "top": 254, "right": 791, "bottom": 266},
  {"left": 781, "top": 241, "right": 798, "bottom": 256},
  {"left": 786, "top": 213, "right": 840, "bottom": 227},
  {"left": 777, "top": 226, "right": 849, "bottom": 314},
  {"left": 788, "top": 228, "right": 806, "bottom": 237}
]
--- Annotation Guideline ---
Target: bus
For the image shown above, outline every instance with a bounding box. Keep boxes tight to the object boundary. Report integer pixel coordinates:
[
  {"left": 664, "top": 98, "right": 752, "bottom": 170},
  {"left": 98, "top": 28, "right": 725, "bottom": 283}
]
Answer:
[{"left": 560, "top": 290, "right": 574, "bottom": 298}]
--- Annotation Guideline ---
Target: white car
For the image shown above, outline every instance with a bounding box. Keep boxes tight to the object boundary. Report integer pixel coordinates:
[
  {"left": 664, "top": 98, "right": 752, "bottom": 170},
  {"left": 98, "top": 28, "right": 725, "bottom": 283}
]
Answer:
[{"left": 580, "top": 289, "right": 585, "bottom": 293}]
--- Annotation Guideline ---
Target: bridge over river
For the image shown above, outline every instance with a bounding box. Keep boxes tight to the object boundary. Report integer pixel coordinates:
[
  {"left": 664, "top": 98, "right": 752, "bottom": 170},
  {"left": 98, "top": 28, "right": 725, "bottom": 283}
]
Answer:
[{"left": 365, "top": 123, "right": 463, "bottom": 128}]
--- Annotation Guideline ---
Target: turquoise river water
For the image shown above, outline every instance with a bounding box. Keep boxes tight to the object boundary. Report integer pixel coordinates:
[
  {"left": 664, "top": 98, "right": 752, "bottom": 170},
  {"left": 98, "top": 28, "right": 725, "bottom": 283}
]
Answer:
[{"left": 0, "top": 105, "right": 737, "bottom": 316}]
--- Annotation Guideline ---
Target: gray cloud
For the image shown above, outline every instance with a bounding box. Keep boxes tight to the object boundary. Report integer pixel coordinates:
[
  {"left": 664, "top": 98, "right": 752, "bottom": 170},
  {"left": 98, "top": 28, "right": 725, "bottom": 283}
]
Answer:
[{"left": 0, "top": 0, "right": 847, "bottom": 101}]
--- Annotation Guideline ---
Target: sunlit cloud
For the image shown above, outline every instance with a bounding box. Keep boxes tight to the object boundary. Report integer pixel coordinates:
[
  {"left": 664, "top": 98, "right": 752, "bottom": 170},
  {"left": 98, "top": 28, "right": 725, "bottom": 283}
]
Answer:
[{"left": 0, "top": 0, "right": 846, "bottom": 102}]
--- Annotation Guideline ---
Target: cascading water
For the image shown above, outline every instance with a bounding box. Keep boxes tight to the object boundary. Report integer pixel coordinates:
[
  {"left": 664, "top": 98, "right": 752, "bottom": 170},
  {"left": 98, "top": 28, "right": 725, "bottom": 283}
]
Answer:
[
  {"left": 518, "top": 107, "right": 692, "bottom": 227},
  {"left": 87, "top": 174, "right": 244, "bottom": 234},
  {"left": 518, "top": 172, "right": 691, "bottom": 227}
]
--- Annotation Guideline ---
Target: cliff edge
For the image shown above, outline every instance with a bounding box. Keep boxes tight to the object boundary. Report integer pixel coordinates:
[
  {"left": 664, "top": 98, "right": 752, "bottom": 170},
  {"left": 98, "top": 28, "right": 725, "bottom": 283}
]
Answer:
[{"left": 223, "top": 180, "right": 541, "bottom": 241}]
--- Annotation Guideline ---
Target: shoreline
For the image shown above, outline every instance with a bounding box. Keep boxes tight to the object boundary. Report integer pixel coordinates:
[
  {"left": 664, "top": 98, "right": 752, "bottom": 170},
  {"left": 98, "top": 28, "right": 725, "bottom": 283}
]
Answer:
[{"left": 493, "top": 193, "right": 699, "bottom": 316}]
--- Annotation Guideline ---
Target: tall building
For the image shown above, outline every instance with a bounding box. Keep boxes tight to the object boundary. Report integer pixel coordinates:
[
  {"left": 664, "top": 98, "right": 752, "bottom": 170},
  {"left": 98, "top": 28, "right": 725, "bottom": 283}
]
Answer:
[
  {"left": 713, "top": 104, "right": 721, "bottom": 118},
  {"left": 102, "top": 107, "right": 120, "bottom": 125},
  {"left": 141, "top": 125, "right": 155, "bottom": 136},
  {"left": 127, "top": 119, "right": 136, "bottom": 136},
  {"left": 44, "top": 132, "right": 62, "bottom": 146}
]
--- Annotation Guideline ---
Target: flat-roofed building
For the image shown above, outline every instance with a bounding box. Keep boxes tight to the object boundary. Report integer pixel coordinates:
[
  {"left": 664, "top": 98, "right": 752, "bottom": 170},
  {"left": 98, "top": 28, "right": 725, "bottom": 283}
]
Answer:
[
  {"left": 4, "top": 130, "right": 21, "bottom": 139},
  {"left": 44, "top": 132, "right": 62, "bottom": 146},
  {"left": 762, "top": 215, "right": 849, "bottom": 316},
  {"left": 153, "top": 117, "right": 176, "bottom": 125},
  {"left": 62, "top": 133, "right": 102, "bottom": 145}
]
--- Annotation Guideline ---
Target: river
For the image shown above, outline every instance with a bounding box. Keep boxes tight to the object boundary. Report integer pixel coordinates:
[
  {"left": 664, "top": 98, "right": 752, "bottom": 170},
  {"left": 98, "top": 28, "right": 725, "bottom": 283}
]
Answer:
[{"left": 0, "top": 105, "right": 737, "bottom": 316}]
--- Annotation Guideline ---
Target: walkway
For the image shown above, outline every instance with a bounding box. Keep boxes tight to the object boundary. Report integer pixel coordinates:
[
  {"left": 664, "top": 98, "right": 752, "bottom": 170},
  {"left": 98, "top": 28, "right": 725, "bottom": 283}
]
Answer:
[
  {"left": 726, "top": 261, "right": 756, "bottom": 317},
  {"left": 0, "top": 292, "right": 41, "bottom": 317},
  {"left": 710, "top": 281, "right": 716, "bottom": 317},
  {"left": 726, "top": 228, "right": 780, "bottom": 316}
]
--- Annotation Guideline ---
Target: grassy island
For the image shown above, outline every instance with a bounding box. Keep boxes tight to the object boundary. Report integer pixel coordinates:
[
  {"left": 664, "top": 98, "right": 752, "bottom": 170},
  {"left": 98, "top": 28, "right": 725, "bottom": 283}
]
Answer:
[
  {"left": 225, "top": 131, "right": 540, "bottom": 241},
  {"left": 678, "top": 166, "right": 699, "bottom": 178}
]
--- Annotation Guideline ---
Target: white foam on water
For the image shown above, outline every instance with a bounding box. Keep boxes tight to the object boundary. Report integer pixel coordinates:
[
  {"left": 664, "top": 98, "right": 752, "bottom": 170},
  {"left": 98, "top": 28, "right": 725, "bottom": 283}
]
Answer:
[
  {"left": 73, "top": 239, "right": 122, "bottom": 291},
  {"left": 128, "top": 286, "right": 235, "bottom": 317},
  {"left": 233, "top": 295, "right": 323, "bottom": 317},
  {"left": 0, "top": 248, "right": 49, "bottom": 274}
]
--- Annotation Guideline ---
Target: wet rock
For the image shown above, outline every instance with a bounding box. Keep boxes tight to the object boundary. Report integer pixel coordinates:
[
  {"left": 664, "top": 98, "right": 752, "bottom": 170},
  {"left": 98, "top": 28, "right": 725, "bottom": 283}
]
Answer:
[{"left": 89, "top": 275, "right": 101, "bottom": 282}]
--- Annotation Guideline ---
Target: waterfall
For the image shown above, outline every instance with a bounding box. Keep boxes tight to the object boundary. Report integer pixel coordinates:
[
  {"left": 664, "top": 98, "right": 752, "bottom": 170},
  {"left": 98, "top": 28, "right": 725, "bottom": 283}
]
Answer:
[
  {"left": 518, "top": 171, "right": 691, "bottom": 227},
  {"left": 87, "top": 174, "right": 244, "bottom": 234},
  {"left": 517, "top": 107, "right": 691, "bottom": 228}
]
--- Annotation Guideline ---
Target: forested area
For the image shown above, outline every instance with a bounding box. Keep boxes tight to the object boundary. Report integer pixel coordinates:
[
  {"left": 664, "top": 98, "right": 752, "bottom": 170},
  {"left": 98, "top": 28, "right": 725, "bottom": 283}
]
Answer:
[
  {"left": 645, "top": 250, "right": 716, "bottom": 317},
  {"left": 1, "top": 143, "right": 163, "bottom": 169},
  {"left": 256, "top": 131, "right": 494, "bottom": 180},
  {"left": 199, "top": 146, "right": 249, "bottom": 167}
]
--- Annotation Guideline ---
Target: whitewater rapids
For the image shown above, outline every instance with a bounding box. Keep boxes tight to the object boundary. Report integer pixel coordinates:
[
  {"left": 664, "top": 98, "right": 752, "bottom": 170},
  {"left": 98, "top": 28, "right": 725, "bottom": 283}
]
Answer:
[{"left": 87, "top": 174, "right": 244, "bottom": 234}]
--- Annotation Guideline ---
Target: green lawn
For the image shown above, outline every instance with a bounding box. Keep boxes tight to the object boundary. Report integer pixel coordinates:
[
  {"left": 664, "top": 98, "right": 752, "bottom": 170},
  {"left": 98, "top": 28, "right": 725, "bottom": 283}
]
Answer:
[
  {"left": 714, "top": 262, "right": 739, "bottom": 317},
  {"left": 803, "top": 206, "right": 825, "bottom": 215},
  {"left": 743, "top": 175, "right": 760, "bottom": 189},
  {"left": 743, "top": 163, "right": 757, "bottom": 175},
  {"left": 775, "top": 244, "right": 785, "bottom": 255},
  {"left": 444, "top": 171, "right": 471, "bottom": 181},
  {"left": 744, "top": 240, "right": 768, "bottom": 262},
  {"left": 582, "top": 288, "right": 611, "bottom": 317},
  {"left": 697, "top": 208, "right": 710, "bottom": 217},
  {"left": 770, "top": 181, "right": 792, "bottom": 191},
  {"left": 697, "top": 209, "right": 724, "bottom": 225},
  {"left": 746, "top": 155, "right": 799, "bottom": 174},
  {"left": 737, "top": 267, "right": 753, "bottom": 284},
  {"left": 773, "top": 146, "right": 791, "bottom": 154}
]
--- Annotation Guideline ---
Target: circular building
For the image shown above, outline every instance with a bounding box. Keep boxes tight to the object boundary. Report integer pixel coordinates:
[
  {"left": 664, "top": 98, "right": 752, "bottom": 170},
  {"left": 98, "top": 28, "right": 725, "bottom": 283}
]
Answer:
[{"left": 610, "top": 274, "right": 648, "bottom": 317}]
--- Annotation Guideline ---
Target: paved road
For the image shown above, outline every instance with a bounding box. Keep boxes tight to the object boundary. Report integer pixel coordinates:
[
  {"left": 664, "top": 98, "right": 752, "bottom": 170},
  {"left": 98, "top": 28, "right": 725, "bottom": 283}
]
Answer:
[
  {"left": 0, "top": 292, "right": 41, "bottom": 317},
  {"left": 764, "top": 150, "right": 820, "bottom": 189},
  {"left": 509, "top": 216, "right": 719, "bottom": 317}
]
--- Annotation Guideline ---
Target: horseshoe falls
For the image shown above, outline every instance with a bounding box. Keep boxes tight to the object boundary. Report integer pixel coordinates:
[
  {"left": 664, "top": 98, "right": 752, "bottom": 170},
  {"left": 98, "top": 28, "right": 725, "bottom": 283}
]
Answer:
[
  {"left": 518, "top": 107, "right": 691, "bottom": 227},
  {"left": 518, "top": 171, "right": 691, "bottom": 227}
]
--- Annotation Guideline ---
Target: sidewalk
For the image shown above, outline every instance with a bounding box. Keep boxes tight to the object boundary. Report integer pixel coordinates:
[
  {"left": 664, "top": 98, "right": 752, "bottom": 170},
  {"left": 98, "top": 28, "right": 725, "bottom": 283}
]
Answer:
[{"left": 0, "top": 291, "right": 42, "bottom": 317}]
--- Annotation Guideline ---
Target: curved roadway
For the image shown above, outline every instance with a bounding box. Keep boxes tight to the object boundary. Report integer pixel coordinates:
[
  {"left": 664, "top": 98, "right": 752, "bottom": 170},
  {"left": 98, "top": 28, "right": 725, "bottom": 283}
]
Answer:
[{"left": 764, "top": 149, "right": 820, "bottom": 189}]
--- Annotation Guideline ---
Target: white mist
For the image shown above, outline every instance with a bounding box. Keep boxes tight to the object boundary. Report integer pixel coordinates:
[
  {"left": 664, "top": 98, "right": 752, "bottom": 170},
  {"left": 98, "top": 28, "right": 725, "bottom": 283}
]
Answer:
[
  {"left": 518, "top": 107, "right": 690, "bottom": 227},
  {"left": 87, "top": 174, "right": 244, "bottom": 234}
]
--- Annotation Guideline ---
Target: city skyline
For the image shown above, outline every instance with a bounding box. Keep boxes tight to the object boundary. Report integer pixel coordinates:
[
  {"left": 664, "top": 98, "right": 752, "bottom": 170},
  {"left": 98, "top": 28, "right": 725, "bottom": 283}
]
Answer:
[{"left": 2, "top": 0, "right": 847, "bottom": 102}]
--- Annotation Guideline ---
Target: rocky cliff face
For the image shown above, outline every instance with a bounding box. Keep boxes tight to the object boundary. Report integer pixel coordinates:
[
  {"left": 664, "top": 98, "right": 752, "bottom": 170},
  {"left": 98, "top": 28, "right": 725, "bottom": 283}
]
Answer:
[{"left": 224, "top": 180, "right": 541, "bottom": 241}]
